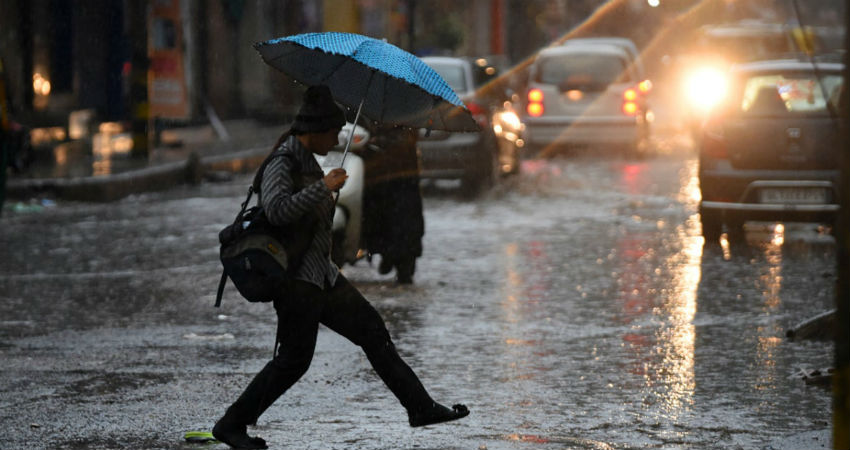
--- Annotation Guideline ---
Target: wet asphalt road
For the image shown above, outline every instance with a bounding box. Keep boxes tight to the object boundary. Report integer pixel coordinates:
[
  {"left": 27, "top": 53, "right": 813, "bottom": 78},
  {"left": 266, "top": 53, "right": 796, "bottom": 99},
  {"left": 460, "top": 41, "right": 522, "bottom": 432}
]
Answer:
[{"left": 0, "top": 141, "right": 837, "bottom": 450}]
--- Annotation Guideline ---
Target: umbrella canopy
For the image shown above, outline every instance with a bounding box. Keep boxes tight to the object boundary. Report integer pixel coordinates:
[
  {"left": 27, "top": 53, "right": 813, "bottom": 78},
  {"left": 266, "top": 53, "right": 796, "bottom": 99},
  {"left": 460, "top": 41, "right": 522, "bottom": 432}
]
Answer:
[{"left": 254, "top": 32, "right": 479, "bottom": 132}]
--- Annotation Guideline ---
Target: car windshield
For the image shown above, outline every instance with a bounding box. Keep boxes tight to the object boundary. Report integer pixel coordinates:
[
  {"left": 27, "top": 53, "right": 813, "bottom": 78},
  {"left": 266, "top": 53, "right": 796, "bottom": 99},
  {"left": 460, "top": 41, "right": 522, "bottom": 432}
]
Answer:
[
  {"left": 536, "top": 53, "right": 629, "bottom": 87},
  {"left": 737, "top": 72, "right": 843, "bottom": 115},
  {"left": 698, "top": 33, "right": 794, "bottom": 62},
  {"left": 426, "top": 62, "right": 468, "bottom": 92}
]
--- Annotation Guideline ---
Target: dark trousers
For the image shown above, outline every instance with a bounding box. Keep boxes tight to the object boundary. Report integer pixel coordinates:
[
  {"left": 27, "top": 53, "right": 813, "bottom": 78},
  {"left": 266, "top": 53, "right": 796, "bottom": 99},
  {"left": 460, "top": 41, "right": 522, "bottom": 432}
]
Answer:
[{"left": 220, "top": 274, "right": 433, "bottom": 426}]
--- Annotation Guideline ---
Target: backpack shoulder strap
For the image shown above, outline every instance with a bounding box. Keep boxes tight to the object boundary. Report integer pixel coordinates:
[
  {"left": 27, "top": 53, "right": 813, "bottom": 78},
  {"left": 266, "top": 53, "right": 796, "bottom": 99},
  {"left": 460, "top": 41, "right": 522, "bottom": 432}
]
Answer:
[
  {"left": 215, "top": 271, "right": 228, "bottom": 308},
  {"left": 252, "top": 134, "right": 302, "bottom": 195}
]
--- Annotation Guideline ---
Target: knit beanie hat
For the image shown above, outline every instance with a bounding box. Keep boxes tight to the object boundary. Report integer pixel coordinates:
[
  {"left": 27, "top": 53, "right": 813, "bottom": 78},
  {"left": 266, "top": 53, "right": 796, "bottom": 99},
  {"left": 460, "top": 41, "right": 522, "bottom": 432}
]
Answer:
[{"left": 291, "top": 85, "right": 346, "bottom": 133}]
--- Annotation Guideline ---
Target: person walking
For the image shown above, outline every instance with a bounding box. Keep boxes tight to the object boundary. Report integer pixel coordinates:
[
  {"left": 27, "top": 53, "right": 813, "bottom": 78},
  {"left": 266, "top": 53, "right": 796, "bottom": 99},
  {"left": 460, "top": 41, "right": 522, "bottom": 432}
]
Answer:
[
  {"left": 361, "top": 124, "right": 424, "bottom": 284},
  {"left": 212, "top": 86, "right": 469, "bottom": 450}
]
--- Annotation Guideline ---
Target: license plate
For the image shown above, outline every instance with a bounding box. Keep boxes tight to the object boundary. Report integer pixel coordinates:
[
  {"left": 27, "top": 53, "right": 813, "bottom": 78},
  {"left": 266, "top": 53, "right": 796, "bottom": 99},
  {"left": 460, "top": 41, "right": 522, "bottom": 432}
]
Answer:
[{"left": 759, "top": 187, "right": 827, "bottom": 204}]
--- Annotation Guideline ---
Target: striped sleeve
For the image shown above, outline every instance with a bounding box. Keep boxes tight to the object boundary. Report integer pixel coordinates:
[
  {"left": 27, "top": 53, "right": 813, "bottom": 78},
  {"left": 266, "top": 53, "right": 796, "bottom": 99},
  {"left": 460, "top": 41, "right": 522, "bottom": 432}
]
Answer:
[{"left": 260, "top": 155, "right": 330, "bottom": 226}]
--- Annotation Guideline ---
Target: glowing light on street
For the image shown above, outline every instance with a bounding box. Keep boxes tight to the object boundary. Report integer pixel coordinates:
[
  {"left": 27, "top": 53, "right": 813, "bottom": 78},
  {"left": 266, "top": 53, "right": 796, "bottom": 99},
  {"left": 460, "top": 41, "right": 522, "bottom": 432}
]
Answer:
[
  {"left": 684, "top": 66, "right": 728, "bottom": 112},
  {"left": 33, "top": 73, "right": 51, "bottom": 96}
]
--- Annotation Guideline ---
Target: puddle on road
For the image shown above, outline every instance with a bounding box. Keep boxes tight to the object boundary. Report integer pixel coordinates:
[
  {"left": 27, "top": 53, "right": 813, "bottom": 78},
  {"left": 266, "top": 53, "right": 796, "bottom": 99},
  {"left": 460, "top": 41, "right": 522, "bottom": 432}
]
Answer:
[
  {"left": 422, "top": 156, "right": 834, "bottom": 448},
  {"left": 61, "top": 372, "right": 174, "bottom": 399},
  {"left": 182, "top": 332, "right": 235, "bottom": 341},
  {"left": 496, "top": 433, "right": 616, "bottom": 449}
]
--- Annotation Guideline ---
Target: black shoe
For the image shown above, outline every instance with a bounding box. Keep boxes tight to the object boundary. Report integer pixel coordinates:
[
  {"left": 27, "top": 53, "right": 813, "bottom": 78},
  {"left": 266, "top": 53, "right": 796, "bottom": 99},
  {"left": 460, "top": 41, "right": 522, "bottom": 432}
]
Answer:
[
  {"left": 409, "top": 402, "right": 469, "bottom": 427},
  {"left": 395, "top": 257, "right": 416, "bottom": 284},
  {"left": 212, "top": 420, "right": 268, "bottom": 449},
  {"left": 378, "top": 257, "right": 393, "bottom": 275}
]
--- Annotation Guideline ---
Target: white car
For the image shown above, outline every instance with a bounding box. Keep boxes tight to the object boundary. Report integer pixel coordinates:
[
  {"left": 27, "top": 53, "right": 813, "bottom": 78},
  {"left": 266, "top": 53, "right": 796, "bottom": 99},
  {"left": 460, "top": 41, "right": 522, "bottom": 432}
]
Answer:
[{"left": 521, "top": 42, "right": 652, "bottom": 157}]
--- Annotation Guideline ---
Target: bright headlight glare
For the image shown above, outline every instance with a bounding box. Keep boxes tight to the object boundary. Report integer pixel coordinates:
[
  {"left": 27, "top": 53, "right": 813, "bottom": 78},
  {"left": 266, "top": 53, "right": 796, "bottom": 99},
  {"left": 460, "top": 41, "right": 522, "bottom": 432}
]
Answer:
[
  {"left": 684, "top": 67, "right": 728, "bottom": 111},
  {"left": 497, "top": 111, "right": 521, "bottom": 130}
]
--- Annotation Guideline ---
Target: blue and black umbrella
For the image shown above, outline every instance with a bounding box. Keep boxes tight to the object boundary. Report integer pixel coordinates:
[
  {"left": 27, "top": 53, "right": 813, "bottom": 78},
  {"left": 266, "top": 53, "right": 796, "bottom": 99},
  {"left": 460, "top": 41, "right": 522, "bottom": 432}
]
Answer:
[{"left": 254, "top": 32, "right": 479, "bottom": 133}]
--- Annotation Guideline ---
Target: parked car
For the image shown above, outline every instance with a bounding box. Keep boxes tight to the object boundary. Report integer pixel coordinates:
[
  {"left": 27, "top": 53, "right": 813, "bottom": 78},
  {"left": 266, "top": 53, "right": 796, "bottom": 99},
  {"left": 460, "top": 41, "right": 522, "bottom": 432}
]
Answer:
[
  {"left": 417, "top": 56, "right": 509, "bottom": 194},
  {"left": 520, "top": 40, "right": 651, "bottom": 158},
  {"left": 697, "top": 58, "right": 842, "bottom": 243}
]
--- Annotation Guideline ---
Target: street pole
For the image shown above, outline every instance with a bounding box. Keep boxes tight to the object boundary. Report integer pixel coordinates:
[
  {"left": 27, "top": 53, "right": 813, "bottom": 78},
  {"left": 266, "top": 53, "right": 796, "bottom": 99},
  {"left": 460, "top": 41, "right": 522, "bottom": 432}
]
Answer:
[
  {"left": 835, "top": 3, "right": 850, "bottom": 449},
  {"left": 0, "top": 57, "right": 8, "bottom": 217},
  {"left": 407, "top": 0, "right": 416, "bottom": 52},
  {"left": 127, "top": 0, "right": 149, "bottom": 158}
]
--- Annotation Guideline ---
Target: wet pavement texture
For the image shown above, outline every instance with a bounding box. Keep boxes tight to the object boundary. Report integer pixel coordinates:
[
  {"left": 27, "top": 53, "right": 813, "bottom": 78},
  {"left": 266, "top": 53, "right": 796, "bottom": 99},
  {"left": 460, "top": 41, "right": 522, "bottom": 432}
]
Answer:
[{"left": 0, "top": 144, "right": 836, "bottom": 449}]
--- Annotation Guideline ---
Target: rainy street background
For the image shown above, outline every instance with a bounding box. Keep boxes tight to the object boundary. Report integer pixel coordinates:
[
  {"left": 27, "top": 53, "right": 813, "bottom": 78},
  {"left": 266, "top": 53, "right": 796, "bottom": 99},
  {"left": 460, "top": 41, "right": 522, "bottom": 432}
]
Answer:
[{"left": 0, "top": 132, "right": 837, "bottom": 450}]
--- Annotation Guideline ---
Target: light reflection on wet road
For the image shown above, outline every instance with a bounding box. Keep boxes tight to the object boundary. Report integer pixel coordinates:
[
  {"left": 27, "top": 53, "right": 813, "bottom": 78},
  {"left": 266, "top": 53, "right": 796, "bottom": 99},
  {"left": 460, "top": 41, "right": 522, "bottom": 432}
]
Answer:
[{"left": 0, "top": 150, "right": 836, "bottom": 450}]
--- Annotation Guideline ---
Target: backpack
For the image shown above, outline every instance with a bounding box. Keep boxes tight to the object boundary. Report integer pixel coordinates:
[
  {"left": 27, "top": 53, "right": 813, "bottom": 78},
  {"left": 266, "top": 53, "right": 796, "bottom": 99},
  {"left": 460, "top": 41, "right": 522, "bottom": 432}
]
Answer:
[{"left": 214, "top": 143, "right": 316, "bottom": 307}]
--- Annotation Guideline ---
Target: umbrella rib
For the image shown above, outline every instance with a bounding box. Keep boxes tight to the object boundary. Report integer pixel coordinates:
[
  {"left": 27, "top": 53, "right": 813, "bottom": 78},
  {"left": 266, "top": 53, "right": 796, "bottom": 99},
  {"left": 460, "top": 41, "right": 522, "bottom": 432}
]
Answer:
[
  {"left": 317, "top": 55, "right": 350, "bottom": 85},
  {"left": 378, "top": 71, "right": 387, "bottom": 125},
  {"left": 362, "top": 69, "right": 375, "bottom": 121},
  {"left": 263, "top": 44, "right": 304, "bottom": 68},
  {"left": 264, "top": 44, "right": 350, "bottom": 86}
]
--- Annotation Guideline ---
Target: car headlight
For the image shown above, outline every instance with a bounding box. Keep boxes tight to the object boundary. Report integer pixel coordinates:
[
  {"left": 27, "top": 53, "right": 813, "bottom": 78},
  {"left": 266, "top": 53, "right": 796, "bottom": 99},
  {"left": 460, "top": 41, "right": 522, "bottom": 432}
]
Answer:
[
  {"left": 683, "top": 66, "right": 728, "bottom": 113},
  {"left": 496, "top": 110, "right": 521, "bottom": 131}
]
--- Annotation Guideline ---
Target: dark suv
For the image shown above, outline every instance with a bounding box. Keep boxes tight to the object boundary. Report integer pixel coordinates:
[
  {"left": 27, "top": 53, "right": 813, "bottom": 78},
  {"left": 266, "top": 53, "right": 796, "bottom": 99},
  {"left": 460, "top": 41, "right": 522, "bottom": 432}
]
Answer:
[
  {"left": 417, "top": 56, "right": 503, "bottom": 195},
  {"left": 698, "top": 58, "right": 842, "bottom": 242}
]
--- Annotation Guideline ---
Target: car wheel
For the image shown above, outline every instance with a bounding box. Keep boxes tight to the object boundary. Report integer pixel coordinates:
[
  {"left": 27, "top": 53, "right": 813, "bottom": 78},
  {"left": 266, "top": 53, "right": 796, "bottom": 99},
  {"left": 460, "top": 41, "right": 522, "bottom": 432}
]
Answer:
[
  {"left": 725, "top": 219, "right": 746, "bottom": 244},
  {"left": 460, "top": 165, "right": 492, "bottom": 196},
  {"left": 700, "top": 207, "right": 723, "bottom": 245},
  {"left": 460, "top": 138, "right": 498, "bottom": 197}
]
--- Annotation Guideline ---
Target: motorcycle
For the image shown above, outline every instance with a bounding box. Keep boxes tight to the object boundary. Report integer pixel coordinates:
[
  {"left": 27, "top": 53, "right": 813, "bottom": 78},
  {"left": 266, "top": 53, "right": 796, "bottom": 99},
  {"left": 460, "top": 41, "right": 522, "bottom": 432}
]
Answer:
[{"left": 318, "top": 123, "right": 423, "bottom": 282}]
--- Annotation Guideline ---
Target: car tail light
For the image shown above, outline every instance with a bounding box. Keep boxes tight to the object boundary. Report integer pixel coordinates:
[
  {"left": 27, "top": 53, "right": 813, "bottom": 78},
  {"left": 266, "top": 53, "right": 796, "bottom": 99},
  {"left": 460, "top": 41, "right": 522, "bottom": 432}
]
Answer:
[
  {"left": 622, "top": 88, "right": 638, "bottom": 116},
  {"left": 527, "top": 89, "right": 544, "bottom": 117},
  {"left": 701, "top": 118, "right": 727, "bottom": 159},
  {"left": 466, "top": 100, "right": 489, "bottom": 128}
]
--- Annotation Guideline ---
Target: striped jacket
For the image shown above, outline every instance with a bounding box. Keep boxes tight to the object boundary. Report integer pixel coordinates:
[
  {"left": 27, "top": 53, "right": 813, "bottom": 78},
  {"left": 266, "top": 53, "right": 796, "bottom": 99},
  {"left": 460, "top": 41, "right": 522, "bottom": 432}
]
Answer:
[{"left": 260, "top": 135, "right": 338, "bottom": 289}]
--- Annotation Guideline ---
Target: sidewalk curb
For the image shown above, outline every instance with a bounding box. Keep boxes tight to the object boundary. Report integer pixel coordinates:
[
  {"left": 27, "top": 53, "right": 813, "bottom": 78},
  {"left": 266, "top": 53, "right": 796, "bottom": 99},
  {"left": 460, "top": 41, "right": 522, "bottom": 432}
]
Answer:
[{"left": 6, "top": 146, "right": 270, "bottom": 202}]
